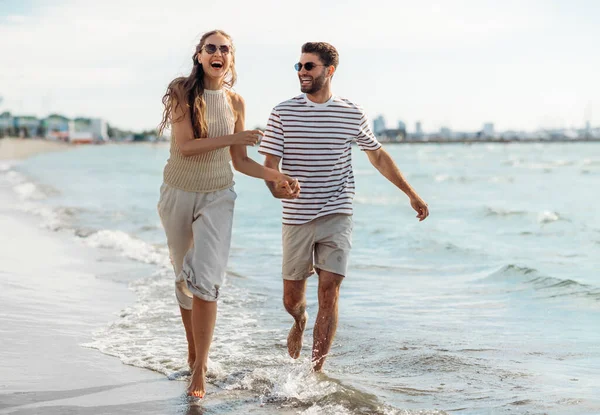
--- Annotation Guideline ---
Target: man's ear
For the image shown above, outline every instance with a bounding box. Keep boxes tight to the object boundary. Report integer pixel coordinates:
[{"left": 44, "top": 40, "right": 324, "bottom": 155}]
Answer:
[{"left": 329, "top": 66, "right": 336, "bottom": 77}]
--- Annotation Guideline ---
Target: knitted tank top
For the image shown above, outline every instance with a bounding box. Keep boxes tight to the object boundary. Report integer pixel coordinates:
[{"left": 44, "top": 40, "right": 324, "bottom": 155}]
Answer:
[{"left": 163, "top": 89, "right": 235, "bottom": 192}]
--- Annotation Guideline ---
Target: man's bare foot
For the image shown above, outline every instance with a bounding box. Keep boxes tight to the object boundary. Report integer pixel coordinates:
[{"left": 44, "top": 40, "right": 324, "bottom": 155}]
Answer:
[
  {"left": 312, "top": 356, "right": 325, "bottom": 372},
  {"left": 287, "top": 311, "right": 308, "bottom": 359},
  {"left": 187, "top": 363, "right": 206, "bottom": 398}
]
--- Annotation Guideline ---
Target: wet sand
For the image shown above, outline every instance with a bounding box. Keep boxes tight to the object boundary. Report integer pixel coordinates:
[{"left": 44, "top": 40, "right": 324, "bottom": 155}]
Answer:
[{"left": 0, "top": 144, "right": 187, "bottom": 414}]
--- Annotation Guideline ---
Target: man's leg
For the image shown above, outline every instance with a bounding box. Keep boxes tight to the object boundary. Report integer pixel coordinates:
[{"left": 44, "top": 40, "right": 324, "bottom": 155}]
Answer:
[
  {"left": 283, "top": 279, "right": 308, "bottom": 359},
  {"left": 312, "top": 270, "right": 343, "bottom": 371}
]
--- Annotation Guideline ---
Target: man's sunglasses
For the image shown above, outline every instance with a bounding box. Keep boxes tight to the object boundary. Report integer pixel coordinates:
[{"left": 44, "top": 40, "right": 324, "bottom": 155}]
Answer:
[
  {"left": 294, "top": 62, "right": 326, "bottom": 71},
  {"left": 202, "top": 44, "right": 231, "bottom": 55}
]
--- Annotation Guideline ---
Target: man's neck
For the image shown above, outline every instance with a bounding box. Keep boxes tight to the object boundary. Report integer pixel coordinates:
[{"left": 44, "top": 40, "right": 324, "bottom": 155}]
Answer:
[{"left": 306, "top": 86, "right": 332, "bottom": 104}]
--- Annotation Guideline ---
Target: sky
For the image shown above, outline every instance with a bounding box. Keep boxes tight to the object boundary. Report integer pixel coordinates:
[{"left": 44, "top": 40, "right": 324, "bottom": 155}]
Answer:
[{"left": 0, "top": 0, "right": 598, "bottom": 133}]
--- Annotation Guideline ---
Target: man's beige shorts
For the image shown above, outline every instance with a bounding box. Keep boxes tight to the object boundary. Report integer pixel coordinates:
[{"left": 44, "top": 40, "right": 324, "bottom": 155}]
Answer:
[
  {"left": 158, "top": 183, "right": 236, "bottom": 308},
  {"left": 282, "top": 214, "right": 353, "bottom": 280}
]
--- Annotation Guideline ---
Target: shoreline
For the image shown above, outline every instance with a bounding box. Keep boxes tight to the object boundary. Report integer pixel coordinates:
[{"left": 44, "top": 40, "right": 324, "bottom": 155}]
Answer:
[
  {"left": 0, "top": 149, "right": 184, "bottom": 413},
  {"left": 380, "top": 137, "right": 600, "bottom": 144},
  {"left": 0, "top": 137, "right": 72, "bottom": 161}
]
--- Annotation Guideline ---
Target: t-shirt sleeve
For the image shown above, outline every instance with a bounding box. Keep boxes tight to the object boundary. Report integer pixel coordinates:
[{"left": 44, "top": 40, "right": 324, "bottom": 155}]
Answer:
[
  {"left": 355, "top": 109, "right": 382, "bottom": 151},
  {"left": 258, "top": 108, "right": 284, "bottom": 158}
]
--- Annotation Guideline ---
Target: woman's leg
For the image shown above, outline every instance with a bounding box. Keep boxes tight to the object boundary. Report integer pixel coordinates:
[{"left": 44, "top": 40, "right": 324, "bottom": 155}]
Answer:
[
  {"left": 188, "top": 296, "right": 217, "bottom": 398},
  {"left": 179, "top": 306, "right": 195, "bottom": 369},
  {"left": 183, "top": 187, "right": 236, "bottom": 397},
  {"left": 158, "top": 184, "right": 196, "bottom": 368}
]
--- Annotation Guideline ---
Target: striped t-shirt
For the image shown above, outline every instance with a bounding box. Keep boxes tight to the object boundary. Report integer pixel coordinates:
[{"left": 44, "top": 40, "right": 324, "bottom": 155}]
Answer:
[{"left": 259, "top": 94, "right": 381, "bottom": 225}]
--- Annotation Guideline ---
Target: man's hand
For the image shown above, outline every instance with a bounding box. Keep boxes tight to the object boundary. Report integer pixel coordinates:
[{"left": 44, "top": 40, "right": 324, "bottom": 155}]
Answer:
[
  {"left": 271, "top": 178, "right": 301, "bottom": 199},
  {"left": 410, "top": 195, "right": 429, "bottom": 222}
]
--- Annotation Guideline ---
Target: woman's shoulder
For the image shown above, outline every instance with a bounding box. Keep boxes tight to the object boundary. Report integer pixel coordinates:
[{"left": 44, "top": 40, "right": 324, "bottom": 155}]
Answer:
[
  {"left": 166, "top": 77, "right": 188, "bottom": 104},
  {"left": 227, "top": 90, "right": 245, "bottom": 110},
  {"left": 169, "top": 77, "right": 187, "bottom": 92}
]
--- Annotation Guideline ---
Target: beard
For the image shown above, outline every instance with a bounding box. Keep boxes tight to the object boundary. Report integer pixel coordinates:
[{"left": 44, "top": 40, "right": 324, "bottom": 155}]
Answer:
[{"left": 300, "top": 69, "right": 327, "bottom": 94}]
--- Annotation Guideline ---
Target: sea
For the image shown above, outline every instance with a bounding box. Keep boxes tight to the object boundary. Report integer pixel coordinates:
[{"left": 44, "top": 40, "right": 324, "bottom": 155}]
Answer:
[{"left": 1, "top": 142, "right": 599, "bottom": 415}]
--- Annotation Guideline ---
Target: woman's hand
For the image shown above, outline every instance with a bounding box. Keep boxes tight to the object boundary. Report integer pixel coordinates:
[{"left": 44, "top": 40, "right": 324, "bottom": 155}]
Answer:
[
  {"left": 230, "top": 129, "right": 263, "bottom": 146},
  {"left": 273, "top": 174, "right": 301, "bottom": 199}
]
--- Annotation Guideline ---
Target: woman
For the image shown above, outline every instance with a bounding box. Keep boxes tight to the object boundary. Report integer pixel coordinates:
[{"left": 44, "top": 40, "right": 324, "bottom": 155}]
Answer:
[{"left": 157, "top": 29, "right": 298, "bottom": 398}]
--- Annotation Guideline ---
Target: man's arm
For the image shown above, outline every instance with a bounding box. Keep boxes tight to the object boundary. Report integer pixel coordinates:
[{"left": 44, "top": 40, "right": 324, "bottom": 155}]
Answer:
[
  {"left": 365, "top": 148, "right": 429, "bottom": 221},
  {"left": 263, "top": 154, "right": 300, "bottom": 199}
]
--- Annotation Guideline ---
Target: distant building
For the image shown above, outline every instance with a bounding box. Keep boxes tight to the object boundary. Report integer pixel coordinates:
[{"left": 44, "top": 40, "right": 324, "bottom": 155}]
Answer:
[
  {"left": 0, "top": 115, "right": 13, "bottom": 137},
  {"left": 483, "top": 122, "right": 495, "bottom": 138},
  {"left": 378, "top": 128, "right": 406, "bottom": 143},
  {"left": 42, "top": 114, "right": 70, "bottom": 141},
  {"left": 13, "top": 116, "right": 39, "bottom": 137},
  {"left": 0, "top": 112, "right": 13, "bottom": 137},
  {"left": 90, "top": 118, "right": 109, "bottom": 141},
  {"left": 440, "top": 127, "right": 452, "bottom": 139},
  {"left": 373, "top": 115, "right": 386, "bottom": 135},
  {"left": 69, "top": 117, "right": 109, "bottom": 142},
  {"left": 397, "top": 120, "right": 406, "bottom": 130},
  {"left": 415, "top": 121, "right": 423, "bottom": 135}
]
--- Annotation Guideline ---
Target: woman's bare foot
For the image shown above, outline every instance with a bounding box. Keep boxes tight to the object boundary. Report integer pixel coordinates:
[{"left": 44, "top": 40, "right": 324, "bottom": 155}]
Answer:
[
  {"left": 187, "top": 363, "right": 206, "bottom": 398},
  {"left": 287, "top": 311, "right": 308, "bottom": 359}
]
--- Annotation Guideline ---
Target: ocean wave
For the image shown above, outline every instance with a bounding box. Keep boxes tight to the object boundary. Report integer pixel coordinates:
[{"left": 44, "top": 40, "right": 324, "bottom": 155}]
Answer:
[
  {"left": 0, "top": 168, "right": 59, "bottom": 200},
  {"left": 537, "top": 210, "right": 563, "bottom": 224},
  {"left": 581, "top": 158, "right": 600, "bottom": 166},
  {"left": 434, "top": 174, "right": 472, "bottom": 183},
  {"left": 82, "top": 266, "right": 434, "bottom": 415},
  {"left": 80, "top": 229, "right": 170, "bottom": 266},
  {"left": 478, "top": 264, "right": 600, "bottom": 302},
  {"left": 581, "top": 168, "right": 600, "bottom": 175},
  {"left": 484, "top": 207, "right": 528, "bottom": 217},
  {"left": 239, "top": 367, "right": 441, "bottom": 415},
  {"left": 0, "top": 161, "right": 16, "bottom": 172},
  {"left": 488, "top": 176, "right": 515, "bottom": 183},
  {"left": 17, "top": 202, "right": 68, "bottom": 230},
  {"left": 505, "top": 160, "right": 576, "bottom": 170},
  {"left": 484, "top": 207, "right": 566, "bottom": 225}
]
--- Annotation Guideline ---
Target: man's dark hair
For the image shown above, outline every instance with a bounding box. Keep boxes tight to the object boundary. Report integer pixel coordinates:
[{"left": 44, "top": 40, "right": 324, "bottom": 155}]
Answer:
[{"left": 301, "top": 42, "right": 339, "bottom": 68}]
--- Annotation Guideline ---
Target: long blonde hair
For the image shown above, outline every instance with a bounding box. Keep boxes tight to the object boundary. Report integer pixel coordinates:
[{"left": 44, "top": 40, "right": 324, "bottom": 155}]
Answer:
[{"left": 158, "top": 30, "right": 237, "bottom": 138}]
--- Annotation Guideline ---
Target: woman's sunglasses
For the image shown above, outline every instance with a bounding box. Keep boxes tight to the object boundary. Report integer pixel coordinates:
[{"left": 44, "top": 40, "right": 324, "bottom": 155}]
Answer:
[
  {"left": 294, "top": 62, "right": 326, "bottom": 71},
  {"left": 202, "top": 44, "right": 231, "bottom": 55}
]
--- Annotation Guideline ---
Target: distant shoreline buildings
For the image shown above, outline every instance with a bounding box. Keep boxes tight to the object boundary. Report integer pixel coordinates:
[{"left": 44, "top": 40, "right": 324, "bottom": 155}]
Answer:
[
  {"left": 372, "top": 115, "right": 600, "bottom": 143},
  {"left": 1, "top": 109, "right": 598, "bottom": 144},
  {"left": 0, "top": 111, "right": 160, "bottom": 143}
]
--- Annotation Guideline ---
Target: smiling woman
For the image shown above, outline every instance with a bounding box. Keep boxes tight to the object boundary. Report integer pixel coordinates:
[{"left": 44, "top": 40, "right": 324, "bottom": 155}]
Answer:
[{"left": 154, "top": 29, "right": 300, "bottom": 399}]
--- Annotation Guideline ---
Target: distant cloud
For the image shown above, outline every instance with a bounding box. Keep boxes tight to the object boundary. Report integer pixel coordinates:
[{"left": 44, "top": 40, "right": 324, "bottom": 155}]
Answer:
[{"left": 0, "top": 0, "right": 598, "bottom": 131}]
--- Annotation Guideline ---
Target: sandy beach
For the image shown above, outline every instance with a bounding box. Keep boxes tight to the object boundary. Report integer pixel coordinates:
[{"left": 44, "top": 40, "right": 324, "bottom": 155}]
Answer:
[
  {"left": 0, "top": 138, "right": 72, "bottom": 161},
  {"left": 0, "top": 139, "right": 185, "bottom": 414}
]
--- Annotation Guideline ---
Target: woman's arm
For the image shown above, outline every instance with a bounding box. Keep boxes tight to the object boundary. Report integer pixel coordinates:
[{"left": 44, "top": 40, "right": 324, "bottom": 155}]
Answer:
[
  {"left": 229, "top": 94, "right": 299, "bottom": 194},
  {"left": 171, "top": 90, "right": 260, "bottom": 157}
]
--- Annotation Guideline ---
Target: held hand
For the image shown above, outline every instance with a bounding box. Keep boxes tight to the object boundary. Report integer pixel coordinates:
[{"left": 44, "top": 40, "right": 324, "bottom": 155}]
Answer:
[
  {"left": 410, "top": 196, "right": 429, "bottom": 222},
  {"left": 274, "top": 175, "right": 301, "bottom": 199},
  {"left": 232, "top": 129, "right": 263, "bottom": 146}
]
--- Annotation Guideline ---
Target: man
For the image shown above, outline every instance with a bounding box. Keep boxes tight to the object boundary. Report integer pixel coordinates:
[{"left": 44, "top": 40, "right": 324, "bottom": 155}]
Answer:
[{"left": 259, "top": 42, "right": 429, "bottom": 371}]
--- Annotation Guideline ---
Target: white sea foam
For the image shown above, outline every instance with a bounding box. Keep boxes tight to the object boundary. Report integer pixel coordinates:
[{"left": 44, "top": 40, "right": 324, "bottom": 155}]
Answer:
[
  {"left": 14, "top": 182, "right": 43, "bottom": 199},
  {"left": 581, "top": 158, "right": 600, "bottom": 166},
  {"left": 83, "top": 229, "right": 170, "bottom": 266},
  {"left": 0, "top": 161, "right": 16, "bottom": 172},
  {"left": 299, "top": 404, "right": 354, "bottom": 415},
  {"left": 538, "top": 211, "right": 560, "bottom": 224}
]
